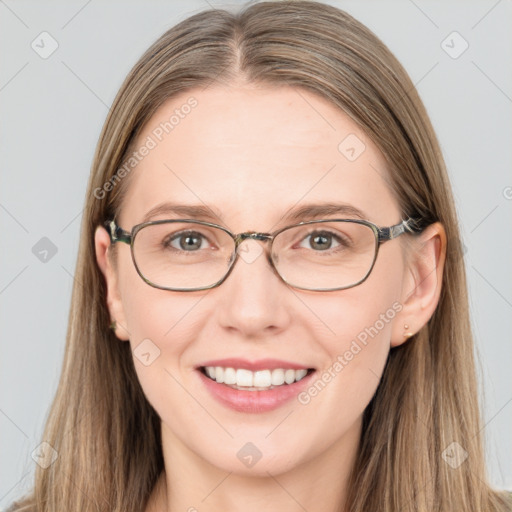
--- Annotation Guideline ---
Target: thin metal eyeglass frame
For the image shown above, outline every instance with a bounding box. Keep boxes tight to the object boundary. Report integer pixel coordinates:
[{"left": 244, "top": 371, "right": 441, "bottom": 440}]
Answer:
[{"left": 104, "top": 217, "right": 423, "bottom": 292}]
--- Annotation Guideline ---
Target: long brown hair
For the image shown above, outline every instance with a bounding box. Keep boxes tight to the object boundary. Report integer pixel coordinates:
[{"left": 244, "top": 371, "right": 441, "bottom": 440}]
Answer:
[{"left": 9, "top": 1, "right": 511, "bottom": 511}]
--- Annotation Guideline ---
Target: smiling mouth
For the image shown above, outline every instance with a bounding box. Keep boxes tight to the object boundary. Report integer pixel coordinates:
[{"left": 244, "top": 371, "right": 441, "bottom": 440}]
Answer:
[{"left": 199, "top": 366, "right": 316, "bottom": 391}]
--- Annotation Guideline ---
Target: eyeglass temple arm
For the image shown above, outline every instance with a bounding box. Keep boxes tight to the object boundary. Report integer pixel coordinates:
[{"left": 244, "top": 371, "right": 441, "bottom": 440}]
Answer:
[
  {"left": 104, "top": 220, "right": 131, "bottom": 244},
  {"left": 377, "top": 217, "right": 422, "bottom": 242}
]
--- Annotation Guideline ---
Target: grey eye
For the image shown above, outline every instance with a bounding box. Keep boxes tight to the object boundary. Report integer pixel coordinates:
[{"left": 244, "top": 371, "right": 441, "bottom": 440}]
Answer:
[
  {"left": 166, "top": 231, "right": 208, "bottom": 251},
  {"left": 298, "top": 231, "right": 344, "bottom": 251}
]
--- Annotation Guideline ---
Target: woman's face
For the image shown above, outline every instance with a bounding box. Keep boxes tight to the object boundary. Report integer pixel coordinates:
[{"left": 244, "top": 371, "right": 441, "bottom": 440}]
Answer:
[{"left": 98, "top": 84, "right": 416, "bottom": 476}]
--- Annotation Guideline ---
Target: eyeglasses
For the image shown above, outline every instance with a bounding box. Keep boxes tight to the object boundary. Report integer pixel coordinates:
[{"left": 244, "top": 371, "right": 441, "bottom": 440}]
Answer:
[{"left": 104, "top": 217, "right": 422, "bottom": 292}]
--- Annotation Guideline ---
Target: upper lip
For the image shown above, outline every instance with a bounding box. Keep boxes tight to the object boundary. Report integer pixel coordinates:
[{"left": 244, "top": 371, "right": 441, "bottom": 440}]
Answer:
[{"left": 196, "top": 358, "right": 315, "bottom": 372}]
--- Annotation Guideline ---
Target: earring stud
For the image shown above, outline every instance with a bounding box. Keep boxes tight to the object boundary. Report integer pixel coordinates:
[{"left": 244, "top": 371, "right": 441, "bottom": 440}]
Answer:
[
  {"left": 403, "top": 324, "right": 414, "bottom": 338},
  {"left": 109, "top": 320, "right": 117, "bottom": 331}
]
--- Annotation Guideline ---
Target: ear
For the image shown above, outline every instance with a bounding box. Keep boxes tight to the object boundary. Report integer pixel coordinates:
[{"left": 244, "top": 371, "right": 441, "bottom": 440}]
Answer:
[
  {"left": 94, "top": 225, "right": 130, "bottom": 341},
  {"left": 391, "top": 221, "right": 447, "bottom": 347}
]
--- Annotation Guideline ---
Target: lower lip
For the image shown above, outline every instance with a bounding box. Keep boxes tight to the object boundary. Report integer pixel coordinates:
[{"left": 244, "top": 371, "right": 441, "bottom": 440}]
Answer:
[{"left": 196, "top": 368, "right": 316, "bottom": 413}]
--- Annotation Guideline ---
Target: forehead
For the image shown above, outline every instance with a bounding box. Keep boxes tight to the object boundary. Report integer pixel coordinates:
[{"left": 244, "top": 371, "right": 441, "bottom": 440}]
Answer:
[{"left": 118, "top": 84, "right": 400, "bottom": 230}]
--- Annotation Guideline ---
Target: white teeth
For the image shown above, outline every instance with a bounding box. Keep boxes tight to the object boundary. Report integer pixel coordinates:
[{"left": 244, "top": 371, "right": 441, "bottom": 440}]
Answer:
[
  {"left": 203, "top": 366, "right": 310, "bottom": 388},
  {"left": 236, "top": 369, "right": 254, "bottom": 387},
  {"left": 284, "top": 369, "right": 296, "bottom": 384},
  {"left": 253, "top": 370, "right": 272, "bottom": 387},
  {"left": 296, "top": 369, "right": 308, "bottom": 380},
  {"left": 214, "top": 366, "right": 225, "bottom": 383},
  {"left": 271, "top": 369, "right": 285, "bottom": 386},
  {"left": 223, "top": 367, "right": 236, "bottom": 385}
]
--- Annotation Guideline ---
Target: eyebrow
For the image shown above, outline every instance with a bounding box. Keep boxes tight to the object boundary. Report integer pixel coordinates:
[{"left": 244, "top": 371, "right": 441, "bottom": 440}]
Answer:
[
  {"left": 141, "top": 202, "right": 225, "bottom": 224},
  {"left": 140, "top": 201, "right": 368, "bottom": 225},
  {"left": 280, "top": 202, "right": 367, "bottom": 223}
]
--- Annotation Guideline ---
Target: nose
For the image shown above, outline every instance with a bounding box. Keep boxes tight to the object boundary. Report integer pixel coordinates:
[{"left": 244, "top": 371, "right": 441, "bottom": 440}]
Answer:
[{"left": 214, "top": 238, "right": 292, "bottom": 337}]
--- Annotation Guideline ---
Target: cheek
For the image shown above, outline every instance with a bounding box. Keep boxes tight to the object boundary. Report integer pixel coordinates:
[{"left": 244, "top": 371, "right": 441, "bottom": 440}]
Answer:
[
  {"left": 117, "top": 246, "right": 205, "bottom": 348},
  {"left": 309, "top": 246, "right": 403, "bottom": 352},
  {"left": 299, "top": 250, "right": 403, "bottom": 418},
  {"left": 118, "top": 261, "right": 212, "bottom": 390},
  {"left": 121, "top": 289, "right": 207, "bottom": 428}
]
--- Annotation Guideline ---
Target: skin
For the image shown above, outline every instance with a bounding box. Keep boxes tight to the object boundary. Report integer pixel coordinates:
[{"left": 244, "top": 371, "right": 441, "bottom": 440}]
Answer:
[{"left": 95, "top": 83, "right": 446, "bottom": 512}]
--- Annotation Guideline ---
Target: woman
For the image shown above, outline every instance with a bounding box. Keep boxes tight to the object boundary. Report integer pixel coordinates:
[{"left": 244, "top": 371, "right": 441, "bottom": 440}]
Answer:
[{"left": 8, "top": 1, "right": 511, "bottom": 511}]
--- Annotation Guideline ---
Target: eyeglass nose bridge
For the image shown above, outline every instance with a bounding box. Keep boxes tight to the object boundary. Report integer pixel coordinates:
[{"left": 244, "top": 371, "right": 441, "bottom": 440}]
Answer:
[
  {"left": 228, "top": 231, "right": 283, "bottom": 284},
  {"left": 234, "top": 232, "right": 273, "bottom": 247}
]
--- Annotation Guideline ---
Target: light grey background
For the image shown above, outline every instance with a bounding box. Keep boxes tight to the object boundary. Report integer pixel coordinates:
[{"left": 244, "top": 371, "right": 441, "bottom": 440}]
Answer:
[{"left": 1, "top": 0, "right": 511, "bottom": 507}]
